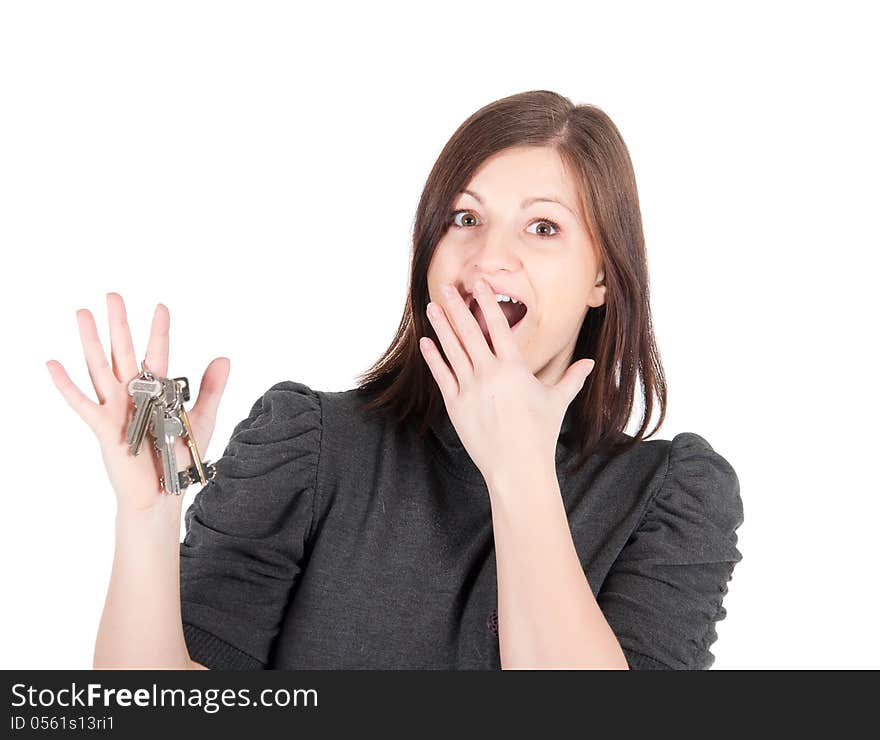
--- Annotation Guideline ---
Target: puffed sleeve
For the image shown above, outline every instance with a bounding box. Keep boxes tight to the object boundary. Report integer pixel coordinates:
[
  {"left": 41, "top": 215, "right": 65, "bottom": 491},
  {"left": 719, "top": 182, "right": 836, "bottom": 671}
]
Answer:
[
  {"left": 178, "top": 380, "right": 322, "bottom": 670},
  {"left": 597, "top": 432, "right": 744, "bottom": 670}
]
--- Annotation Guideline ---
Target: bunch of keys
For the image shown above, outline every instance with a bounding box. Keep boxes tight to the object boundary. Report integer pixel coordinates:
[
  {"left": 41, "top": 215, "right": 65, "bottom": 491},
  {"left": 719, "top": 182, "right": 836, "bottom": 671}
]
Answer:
[{"left": 125, "top": 360, "right": 217, "bottom": 495}]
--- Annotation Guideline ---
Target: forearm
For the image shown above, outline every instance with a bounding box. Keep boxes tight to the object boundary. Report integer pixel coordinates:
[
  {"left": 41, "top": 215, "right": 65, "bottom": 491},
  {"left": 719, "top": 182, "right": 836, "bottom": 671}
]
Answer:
[
  {"left": 94, "top": 493, "right": 193, "bottom": 669},
  {"left": 486, "top": 462, "right": 628, "bottom": 670}
]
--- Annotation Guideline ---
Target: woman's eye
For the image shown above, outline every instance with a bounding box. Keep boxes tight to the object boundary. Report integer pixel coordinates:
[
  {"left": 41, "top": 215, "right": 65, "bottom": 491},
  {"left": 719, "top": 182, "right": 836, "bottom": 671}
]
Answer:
[
  {"left": 448, "top": 210, "right": 561, "bottom": 239},
  {"left": 526, "top": 219, "right": 560, "bottom": 238},
  {"left": 449, "top": 209, "right": 479, "bottom": 228}
]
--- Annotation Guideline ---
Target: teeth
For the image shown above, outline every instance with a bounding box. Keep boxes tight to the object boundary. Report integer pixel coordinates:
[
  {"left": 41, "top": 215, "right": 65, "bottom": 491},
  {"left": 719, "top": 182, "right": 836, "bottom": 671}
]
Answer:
[{"left": 495, "top": 294, "right": 515, "bottom": 303}]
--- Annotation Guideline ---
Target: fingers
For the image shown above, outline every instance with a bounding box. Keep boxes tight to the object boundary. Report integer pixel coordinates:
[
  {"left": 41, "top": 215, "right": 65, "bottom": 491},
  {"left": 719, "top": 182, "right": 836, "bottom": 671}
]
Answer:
[
  {"left": 187, "top": 357, "right": 231, "bottom": 449},
  {"left": 106, "top": 293, "right": 139, "bottom": 383},
  {"left": 76, "top": 309, "right": 118, "bottom": 404},
  {"left": 436, "top": 283, "right": 494, "bottom": 371},
  {"left": 554, "top": 358, "right": 596, "bottom": 406},
  {"left": 426, "top": 300, "right": 473, "bottom": 388},
  {"left": 45, "top": 359, "right": 101, "bottom": 431},
  {"left": 143, "top": 303, "right": 170, "bottom": 378},
  {"left": 418, "top": 336, "right": 459, "bottom": 401},
  {"left": 471, "top": 278, "right": 521, "bottom": 362}
]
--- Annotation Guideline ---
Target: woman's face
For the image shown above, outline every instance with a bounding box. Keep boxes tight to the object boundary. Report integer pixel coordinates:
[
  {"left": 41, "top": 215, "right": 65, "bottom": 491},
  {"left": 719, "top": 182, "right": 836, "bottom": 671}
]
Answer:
[{"left": 426, "top": 145, "right": 606, "bottom": 386}]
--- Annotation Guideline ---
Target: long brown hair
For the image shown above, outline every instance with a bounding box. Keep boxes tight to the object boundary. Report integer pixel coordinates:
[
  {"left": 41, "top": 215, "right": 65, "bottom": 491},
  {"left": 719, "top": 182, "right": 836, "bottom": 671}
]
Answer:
[{"left": 354, "top": 90, "right": 667, "bottom": 473}]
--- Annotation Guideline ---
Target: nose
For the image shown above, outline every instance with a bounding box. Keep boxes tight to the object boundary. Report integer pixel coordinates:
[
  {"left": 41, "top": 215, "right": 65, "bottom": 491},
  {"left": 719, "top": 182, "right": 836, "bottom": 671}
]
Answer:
[{"left": 470, "top": 231, "right": 521, "bottom": 273}]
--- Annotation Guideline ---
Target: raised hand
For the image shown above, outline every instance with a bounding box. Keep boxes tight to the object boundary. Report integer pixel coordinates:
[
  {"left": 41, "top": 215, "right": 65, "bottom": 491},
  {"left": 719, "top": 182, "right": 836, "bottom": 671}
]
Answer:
[
  {"left": 46, "top": 293, "right": 230, "bottom": 513},
  {"left": 419, "top": 277, "right": 595, "bottom": 490}
]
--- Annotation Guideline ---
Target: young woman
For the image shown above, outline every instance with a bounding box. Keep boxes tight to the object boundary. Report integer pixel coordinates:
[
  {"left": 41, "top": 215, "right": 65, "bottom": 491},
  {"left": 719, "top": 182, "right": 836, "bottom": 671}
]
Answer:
[{"left": 47, "top": 90, "right": 744, "bottom": 670}]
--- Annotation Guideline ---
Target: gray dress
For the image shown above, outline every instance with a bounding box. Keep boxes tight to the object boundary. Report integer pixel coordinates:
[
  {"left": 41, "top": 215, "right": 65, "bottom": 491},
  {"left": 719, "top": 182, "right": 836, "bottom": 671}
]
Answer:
[{"left": 179, "top": 381, "right": 744, "bottom": 669}]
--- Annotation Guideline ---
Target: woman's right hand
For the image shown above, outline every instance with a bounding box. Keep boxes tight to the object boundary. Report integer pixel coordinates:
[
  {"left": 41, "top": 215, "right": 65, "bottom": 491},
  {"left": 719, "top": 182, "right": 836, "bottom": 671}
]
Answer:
[{"left": 46, "top": 293, "right": 230, "bottom": 514}]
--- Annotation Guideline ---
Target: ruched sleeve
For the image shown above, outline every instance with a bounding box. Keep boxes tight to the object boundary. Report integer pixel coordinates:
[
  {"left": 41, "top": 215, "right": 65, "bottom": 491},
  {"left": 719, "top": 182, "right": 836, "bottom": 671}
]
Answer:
[
  {"left": 179, "top": 380, "right": 322, "bottom": 670},
  {"left": 597, "top": 432, "right": 744, "bottom": 670}
]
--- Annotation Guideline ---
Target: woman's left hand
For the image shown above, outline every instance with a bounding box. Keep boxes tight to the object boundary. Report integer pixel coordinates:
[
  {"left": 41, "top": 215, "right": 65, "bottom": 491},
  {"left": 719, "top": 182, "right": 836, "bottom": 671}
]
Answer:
[{"left": 419, "top": 277, "right": 595, "bottom": 489}]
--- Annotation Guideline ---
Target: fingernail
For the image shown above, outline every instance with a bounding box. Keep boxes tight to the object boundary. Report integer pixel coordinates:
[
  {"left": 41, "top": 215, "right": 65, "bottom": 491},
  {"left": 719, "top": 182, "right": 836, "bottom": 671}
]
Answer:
[{"left": 427, "top": 302, "right": 438, "bottom": 319}]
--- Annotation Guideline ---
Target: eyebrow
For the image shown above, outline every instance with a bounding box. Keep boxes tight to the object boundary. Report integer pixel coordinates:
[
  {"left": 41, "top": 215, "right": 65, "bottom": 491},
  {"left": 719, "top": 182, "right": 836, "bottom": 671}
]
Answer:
[{"left": 459, "top": 188, "right": 576, "bottom": 216}]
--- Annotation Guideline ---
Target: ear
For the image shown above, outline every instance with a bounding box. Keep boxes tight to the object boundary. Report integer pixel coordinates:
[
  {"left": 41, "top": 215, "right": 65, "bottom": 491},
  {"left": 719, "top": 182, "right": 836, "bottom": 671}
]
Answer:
[{"left": 587, "top": 270, "right": 606, "bottom": 308}]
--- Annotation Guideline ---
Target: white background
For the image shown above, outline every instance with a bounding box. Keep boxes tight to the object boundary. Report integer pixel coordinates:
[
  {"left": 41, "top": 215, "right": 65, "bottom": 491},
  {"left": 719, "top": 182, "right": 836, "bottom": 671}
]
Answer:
[{"left": 2, "top": 1, "right": 877, "bottom": 669}]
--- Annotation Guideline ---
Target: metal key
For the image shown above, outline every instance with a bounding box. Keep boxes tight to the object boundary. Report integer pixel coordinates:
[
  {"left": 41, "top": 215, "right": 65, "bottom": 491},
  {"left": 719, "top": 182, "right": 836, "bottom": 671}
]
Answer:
[
  {"left": 176, "top": 395, "right": 208, "bottom": 485},
  {"left": 126, "top": 375, "right": 163, "bottom": 456},
  {"left": 151, "top": 403, "right": 184, "bottom": 495},
  {"left": 160, "top": 376, "right": 181, "bottom": 415},
  {"left": 126, "top": 366, "right": 215, "bottom": 494},
  {"left": 168, "top": 376, "right": 210, "bottom": 487},
  {"left": 172, "top": 376, "right": 191, "bottom": 403}
]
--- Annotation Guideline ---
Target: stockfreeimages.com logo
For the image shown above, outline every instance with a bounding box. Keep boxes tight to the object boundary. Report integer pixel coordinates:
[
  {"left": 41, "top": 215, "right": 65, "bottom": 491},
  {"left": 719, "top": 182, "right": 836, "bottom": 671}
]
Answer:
[{"left": 11, "top": 683, "right": 318, "bottom": 714}]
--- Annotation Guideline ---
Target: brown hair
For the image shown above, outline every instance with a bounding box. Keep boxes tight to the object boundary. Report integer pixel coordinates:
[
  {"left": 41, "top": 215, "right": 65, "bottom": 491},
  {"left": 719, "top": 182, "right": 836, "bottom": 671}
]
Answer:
[{"left": 354, "top": 90, "right": 667, "bottom": 473}]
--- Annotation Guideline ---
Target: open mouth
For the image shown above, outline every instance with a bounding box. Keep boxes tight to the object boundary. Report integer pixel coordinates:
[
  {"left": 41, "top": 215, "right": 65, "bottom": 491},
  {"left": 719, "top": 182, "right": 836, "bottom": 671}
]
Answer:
[{"left": 468, "top": 294, "right": 528, "bottom": 336}]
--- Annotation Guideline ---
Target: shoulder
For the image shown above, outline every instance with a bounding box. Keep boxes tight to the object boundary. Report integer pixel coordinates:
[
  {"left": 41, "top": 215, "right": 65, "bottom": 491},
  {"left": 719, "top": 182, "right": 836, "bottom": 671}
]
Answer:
[
  {"left": 242, "top": 380, "right": 322, "bottom": 424},
  {"left": 661, "top": 432, "right": 743, "bottom": 527},
  {"left": 641, "top": 431, "right": 744, "bottom": 563},
  {"left": 239, "top": 381, "right": 396, "bottom": 462},
  {"left": 304, "top": 384, "right": 393, "bottom": 444},
  {"left": 185, "top": 380, "right": 325, "bottom": 541},
  {"left": 216, "top": 379, "right": 323, "bottom": 479},
  {"left": 587, "top": 430, "right": 743, "bottom": 549},
  {"left": 605, "top": 431, "right": 740, "bottom": 509}
]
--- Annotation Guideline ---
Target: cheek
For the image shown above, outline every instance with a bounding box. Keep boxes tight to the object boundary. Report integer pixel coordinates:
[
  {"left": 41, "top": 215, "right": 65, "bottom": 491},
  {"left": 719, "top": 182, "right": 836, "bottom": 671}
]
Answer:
[
  {"left": 533, "top": 267, "right": 592, "bottom": 333},
  {"left": 536, "top": 295, "right": 583, "bottom": 335},
  {"left": 426, "top": 242, "right": 460, "bottom": 287},
  {"left": 547, "top": 254, "right": 593, "bottom": 305}
]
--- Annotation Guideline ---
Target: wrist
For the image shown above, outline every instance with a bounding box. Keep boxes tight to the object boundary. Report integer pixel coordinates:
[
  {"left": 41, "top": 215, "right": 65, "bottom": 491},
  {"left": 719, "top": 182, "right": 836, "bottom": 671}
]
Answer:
[
  {"left": 115, "top": 494, "right": 184, "bottom": 533},
  {"left": 483, "top": 457, "right": 559, "bottom": 498}
]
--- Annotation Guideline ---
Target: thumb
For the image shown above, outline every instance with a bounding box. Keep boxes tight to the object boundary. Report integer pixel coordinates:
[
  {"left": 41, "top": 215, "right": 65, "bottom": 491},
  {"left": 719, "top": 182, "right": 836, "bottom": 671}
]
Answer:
[
  {"left": 555, "top": 358, "right": 595, "bottom": 406},
  {"left": 188, "top": 357, "right": 231, "bottom": 451}
]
